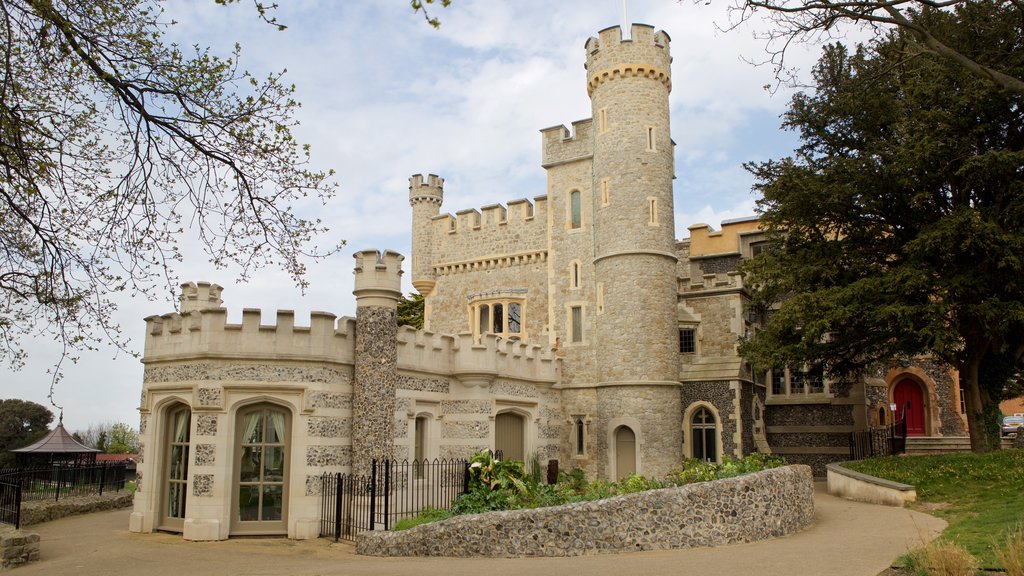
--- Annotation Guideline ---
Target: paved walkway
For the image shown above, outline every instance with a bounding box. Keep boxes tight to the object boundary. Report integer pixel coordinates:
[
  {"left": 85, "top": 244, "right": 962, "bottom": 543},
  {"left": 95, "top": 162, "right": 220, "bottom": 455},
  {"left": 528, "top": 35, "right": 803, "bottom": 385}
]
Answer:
[{"left": 17, "top": 485, "right": 945, "bottom": 576}]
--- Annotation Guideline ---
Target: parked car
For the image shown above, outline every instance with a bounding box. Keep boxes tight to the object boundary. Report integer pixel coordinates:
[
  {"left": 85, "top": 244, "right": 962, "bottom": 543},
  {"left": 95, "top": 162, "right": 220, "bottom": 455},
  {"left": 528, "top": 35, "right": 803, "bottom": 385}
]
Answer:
[{"left": 1001, "top": 415, "right": 1024, "bottom": 437}]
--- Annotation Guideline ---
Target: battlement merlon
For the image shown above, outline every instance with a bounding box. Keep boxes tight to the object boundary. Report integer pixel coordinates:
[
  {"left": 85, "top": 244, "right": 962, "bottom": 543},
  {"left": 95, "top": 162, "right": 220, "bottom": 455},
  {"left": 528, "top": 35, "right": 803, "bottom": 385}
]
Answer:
[
  {"left": 353, "top": 249, "right": 405, "bottom": 308},
  {"left": 179, "top": 281, "right": 224, "bottom": 313},
  {"left": 409, "top": 174, "right": 444, "bottom": 206},
  {"left": 395, "top": 327, "right": 560, "bottom": 385},
  {"left": 142, "top": 308, "right": 357, "bottom": 364},
  {"left": 585, "top": 24, "right": 672, "bottom": 97},
  {"left": 541, "top": 119, "right": 594, "bottom": 168}
]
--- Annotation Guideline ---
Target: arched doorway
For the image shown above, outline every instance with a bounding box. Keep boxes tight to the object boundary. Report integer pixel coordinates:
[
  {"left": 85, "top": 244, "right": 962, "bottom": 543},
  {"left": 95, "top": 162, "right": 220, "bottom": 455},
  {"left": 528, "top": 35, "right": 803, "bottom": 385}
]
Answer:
[
  {"left": 159, "top": 403, "right": 191, "bottom": 532},
  {"left": 614, "top": 426, "right": 636, "bottom": 479},
  {"left": 232, "top": 404, "right": 290, "bottom": 535},
  {"left": 690, "top": 407, "right": 718, "bottom": 463},
  {"left": 893, "top": 379, "right": 926, "bottom": 436},
  {"left": 494, "top": 412, "right": 524, "bottom": 461}
]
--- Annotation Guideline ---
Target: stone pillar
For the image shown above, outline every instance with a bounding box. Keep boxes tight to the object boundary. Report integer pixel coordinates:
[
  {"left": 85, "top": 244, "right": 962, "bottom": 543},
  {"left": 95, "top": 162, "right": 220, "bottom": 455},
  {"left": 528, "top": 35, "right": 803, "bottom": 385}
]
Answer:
[{"left": 352, "top": 249, "right": 404, "bottom": 473}]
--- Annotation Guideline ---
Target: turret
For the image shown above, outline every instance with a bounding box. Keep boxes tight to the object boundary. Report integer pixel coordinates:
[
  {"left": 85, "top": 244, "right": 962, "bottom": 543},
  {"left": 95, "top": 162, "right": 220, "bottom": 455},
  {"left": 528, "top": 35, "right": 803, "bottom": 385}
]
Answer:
[
  {"left": 351, "top": 249, "right": 405, "bottom": 472},
  {"left": 586, "top": 24, "right": 682, "bottom": 477},
  {"left": 179, "top": 281, "right": 224, "bottom": 313},
  {"left": 408, "top": 174, "right": 444, "bottom": 296}
]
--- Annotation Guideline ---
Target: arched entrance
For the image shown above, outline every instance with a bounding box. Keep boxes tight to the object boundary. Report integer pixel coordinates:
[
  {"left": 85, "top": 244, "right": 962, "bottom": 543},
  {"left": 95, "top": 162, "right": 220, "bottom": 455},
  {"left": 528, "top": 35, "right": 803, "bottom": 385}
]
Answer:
[
  {"left": 494, "top": 412, "right": 525, "bottom": 461},
  {"left": 614, "top": 426, "right": 636, "bottom": 479},
  {"left": 893, "top": 379, "right": 926, "bottom": 436}
]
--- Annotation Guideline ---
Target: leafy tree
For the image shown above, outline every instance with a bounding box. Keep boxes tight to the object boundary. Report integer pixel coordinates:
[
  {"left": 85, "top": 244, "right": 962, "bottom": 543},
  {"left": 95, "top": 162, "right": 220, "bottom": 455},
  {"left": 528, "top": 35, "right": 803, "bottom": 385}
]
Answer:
[
  {"left": 703, "top": 0, "right": 1024, "bottom": 95},
  {"left": 0, "top": 399, "right": 54, "bottom": 465},
  {"left": 741, "top": 3, "right": 1024, "bottom": 452},
  {"left": 106, "top": 422, "right": 139, "bottom": 454},
  {"left": 0, "top": 0, "right": 341, "bottom": 375},
  {"left": 397, "top": 292, "right": 425, "bottom": 329}
]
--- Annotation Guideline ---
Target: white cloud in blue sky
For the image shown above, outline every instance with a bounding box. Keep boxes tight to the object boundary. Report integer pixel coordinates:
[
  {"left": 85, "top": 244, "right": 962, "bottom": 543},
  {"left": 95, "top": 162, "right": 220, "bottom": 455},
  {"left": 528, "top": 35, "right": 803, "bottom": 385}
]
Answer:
[{"left": 7, "top": 0, "right": 852, "bottom": 431}]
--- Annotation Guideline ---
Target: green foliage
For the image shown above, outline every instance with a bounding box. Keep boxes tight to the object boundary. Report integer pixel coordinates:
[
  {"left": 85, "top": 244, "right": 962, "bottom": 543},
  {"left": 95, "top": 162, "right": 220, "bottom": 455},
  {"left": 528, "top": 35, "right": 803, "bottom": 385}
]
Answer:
[
  {"left": 0, "top": 0, "right": 340, "bottom": 376},
  {"left": 392, "top": 507, "right": 453, "bottom": 531},
  {"left": 848, "top": 451, "right": 1024, "bottom": 569},
  {"left": 666, "top": 454, "right": 788, "bottom": 486},
  {"left": 0, "top": 399, "right": 54, "bottom": 466},
  {"left": 410, "top": 0, "right": 452, "bottom": 28},
  {"left": 411, "top": 450, "right": 788, "bottom": 528},
  {"left": 741, "top": 2, "right": 1024, "bottom": 451},
  {"left": 396, "top": 292, "right": 425, "bottom": 329},
  {"left": 106, "top": 422, "right": 139, "bottom": 454}
]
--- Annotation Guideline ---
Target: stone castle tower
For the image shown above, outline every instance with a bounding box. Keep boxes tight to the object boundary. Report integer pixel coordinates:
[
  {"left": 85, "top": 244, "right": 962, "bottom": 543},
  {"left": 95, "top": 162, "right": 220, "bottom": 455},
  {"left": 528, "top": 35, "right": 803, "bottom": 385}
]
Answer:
[
  {"left": 408, "top": 23, "right": 683, "bottom": 479},
  {"left": 585, "top": 24, "right": 682, "bottom": 477}
]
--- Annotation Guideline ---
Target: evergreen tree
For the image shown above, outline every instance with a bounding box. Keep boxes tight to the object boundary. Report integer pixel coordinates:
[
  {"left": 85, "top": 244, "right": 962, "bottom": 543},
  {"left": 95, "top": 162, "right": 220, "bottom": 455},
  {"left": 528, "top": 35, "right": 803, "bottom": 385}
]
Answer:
[
  {"left": 742, "top": 3, "right": 1024, "bottom": 451},
  {"left": 397, "top": 292, "right": 425, "bottom": 330}
]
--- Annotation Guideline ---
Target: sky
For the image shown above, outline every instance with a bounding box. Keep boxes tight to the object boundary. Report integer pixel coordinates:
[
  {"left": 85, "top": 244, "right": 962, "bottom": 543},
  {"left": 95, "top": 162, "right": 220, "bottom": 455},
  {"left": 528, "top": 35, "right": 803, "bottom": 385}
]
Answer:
[{"left": 6, "top": 0, "right": 850, "bottom": 433}]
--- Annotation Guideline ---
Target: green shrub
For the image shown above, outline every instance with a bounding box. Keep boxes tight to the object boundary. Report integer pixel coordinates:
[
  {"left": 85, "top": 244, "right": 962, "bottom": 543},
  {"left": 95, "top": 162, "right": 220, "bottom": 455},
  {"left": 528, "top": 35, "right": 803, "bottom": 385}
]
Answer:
[{"left": 392, "top": 507, "right": 454, "bottom": 531}]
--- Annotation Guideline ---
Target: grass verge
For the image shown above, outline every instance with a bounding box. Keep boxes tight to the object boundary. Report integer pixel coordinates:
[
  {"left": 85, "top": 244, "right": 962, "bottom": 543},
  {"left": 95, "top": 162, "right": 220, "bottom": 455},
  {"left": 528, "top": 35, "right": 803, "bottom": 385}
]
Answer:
[{"left": 846, "top": 450, "right": 1024, "bottom": 570}]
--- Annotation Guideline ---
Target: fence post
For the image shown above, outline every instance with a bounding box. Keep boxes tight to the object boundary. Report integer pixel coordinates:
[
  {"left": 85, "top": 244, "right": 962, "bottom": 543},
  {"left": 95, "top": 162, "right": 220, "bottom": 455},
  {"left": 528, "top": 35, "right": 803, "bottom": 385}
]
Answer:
[
  {"left": 368, "top": 460, "right": 377, "bottom": 531},
  {"left": 99, "top": 462, "right": 106, "bottom": 495},
  {"left": 383, "top": 459, "right": 391, "bottom": 531},
  {"left": 334, "top": 473, "right": 343, "bottom": 542},
  {"left": 463, "top": 460, "right": 470, "bottom": 495}
]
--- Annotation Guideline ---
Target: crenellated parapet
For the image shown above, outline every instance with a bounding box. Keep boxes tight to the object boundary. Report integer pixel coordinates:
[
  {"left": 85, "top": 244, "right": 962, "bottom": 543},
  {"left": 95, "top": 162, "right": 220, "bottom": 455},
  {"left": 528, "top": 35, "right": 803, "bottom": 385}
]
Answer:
[
  {"left": 396, "top": 326, "right": 559, "bottom": 386},
  {"left": 541, "top": 119, "right": 594, "bottom": 168},
  {"left": 409, "top": 174, "right": 444, "bottom": 206},
  {"left": 427, "top": 196, "right": 548, "bottom": 269},
  {"left": 585, "top": 24, "right": 672, "bottom": 97},
  {"left": 143, "top": 305, "right": 357, "bottom": 365},
  {"left": 179, "top": 282, "right": 223, "bottom": 313}
]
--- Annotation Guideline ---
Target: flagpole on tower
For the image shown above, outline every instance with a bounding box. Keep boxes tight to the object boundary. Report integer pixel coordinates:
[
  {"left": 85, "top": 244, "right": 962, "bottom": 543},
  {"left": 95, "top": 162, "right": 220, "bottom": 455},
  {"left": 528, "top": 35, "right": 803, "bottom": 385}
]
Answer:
[{"left": 622, "top": 0, "right": 629, "bottom": 35}]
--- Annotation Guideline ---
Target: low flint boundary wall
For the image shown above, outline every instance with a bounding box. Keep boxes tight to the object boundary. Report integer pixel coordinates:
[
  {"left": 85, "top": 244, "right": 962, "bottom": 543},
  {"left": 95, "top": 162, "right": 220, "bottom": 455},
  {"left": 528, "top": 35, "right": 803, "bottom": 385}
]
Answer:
[{"left": 357, "top": 464, "right": 814, "bottom": 558}]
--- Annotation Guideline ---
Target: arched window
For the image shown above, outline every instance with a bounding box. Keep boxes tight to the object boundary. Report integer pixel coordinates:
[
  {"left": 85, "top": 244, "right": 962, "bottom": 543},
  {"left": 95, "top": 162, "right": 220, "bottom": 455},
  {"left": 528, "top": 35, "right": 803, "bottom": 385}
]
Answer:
[
  {"left": 574, "top": 417, "right": 585, "bottom": 456},
  {"left": 160, "top": 403, "right": 191, "bottom": 532},
  {"left": 414, "top": 415, "right": 428, "bottom": 478},
  {"left": 691, "top": 407, "right": 718, "bottom": 463},
  {"left": 233, "top": 404, "right": 290, "bottom": 535},
  {"left": 570, "top": 190, "right": 581, "bottom": 229}
]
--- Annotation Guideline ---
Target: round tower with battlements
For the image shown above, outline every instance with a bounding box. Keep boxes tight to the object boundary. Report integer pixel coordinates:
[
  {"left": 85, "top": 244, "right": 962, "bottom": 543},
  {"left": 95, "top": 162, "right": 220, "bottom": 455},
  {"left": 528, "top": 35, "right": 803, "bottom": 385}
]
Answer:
[
  {"left": 408, "top": 174, "right": 444, "bottom": 297},
  {"left": 587, "top": 24, "right": 682, "bottom": 477}
]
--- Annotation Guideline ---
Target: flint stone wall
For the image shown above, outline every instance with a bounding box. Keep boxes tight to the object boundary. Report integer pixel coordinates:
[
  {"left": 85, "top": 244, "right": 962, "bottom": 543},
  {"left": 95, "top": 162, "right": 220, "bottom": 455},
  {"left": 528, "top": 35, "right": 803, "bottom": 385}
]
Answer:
[{"left": 356, "top": 464, "right": 813, "bottom": 557}]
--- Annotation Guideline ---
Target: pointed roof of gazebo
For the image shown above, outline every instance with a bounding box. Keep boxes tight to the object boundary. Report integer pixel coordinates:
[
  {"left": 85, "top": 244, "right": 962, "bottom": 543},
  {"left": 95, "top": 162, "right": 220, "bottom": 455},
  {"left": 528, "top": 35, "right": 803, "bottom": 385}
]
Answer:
[{"left": 11, "top": 421, "right": 99, "bottom": 454}]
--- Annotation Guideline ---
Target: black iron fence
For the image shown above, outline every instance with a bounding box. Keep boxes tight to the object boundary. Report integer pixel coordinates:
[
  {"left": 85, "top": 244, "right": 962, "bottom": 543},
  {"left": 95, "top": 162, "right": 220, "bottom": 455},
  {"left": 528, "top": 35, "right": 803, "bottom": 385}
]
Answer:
[
  {"left": 320, "top": 456, "right": 473, "bottom": 541},
  {"left": 0, "top": 462, "right": 128, "bottom": 510},
  {"left": 849, "top": 417, "right": 907, "bottom": 460},
  {"left": 0, "top": 480, "right": 22, "bottom": 529}
]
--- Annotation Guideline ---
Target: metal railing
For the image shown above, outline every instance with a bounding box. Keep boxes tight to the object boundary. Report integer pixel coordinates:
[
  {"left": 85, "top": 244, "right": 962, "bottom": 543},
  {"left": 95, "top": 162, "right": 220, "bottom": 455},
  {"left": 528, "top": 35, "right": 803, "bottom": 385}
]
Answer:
[
  {"left": 0, "top": 480, "right": 22, "bottom": 529},
  {"left": 849, "top": 416, "right": 907, "bottom": 460},
  {"left": 0, "top": 462, "right": 128, "bottom": 507},
  {"left": 320, "top": 456, "right": 475, "bottom": 541}
]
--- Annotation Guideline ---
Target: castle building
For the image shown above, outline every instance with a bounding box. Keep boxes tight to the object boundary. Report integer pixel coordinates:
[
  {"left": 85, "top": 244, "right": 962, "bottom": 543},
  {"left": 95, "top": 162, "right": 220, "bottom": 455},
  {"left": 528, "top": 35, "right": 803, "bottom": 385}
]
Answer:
[{"left": 131, "top": 23, "right": 967, "bottom": 541}]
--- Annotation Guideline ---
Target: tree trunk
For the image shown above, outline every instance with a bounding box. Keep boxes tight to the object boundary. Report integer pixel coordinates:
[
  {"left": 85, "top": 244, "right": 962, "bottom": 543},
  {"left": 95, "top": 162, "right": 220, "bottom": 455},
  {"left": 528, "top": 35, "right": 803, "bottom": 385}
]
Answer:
[{"left": 961, "top": 353, "right": 1002, "bottom": 453}]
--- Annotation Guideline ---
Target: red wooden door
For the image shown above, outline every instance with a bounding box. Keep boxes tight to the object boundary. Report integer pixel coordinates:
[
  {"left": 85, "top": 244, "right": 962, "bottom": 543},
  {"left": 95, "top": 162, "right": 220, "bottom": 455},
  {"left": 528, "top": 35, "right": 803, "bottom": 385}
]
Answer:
[{"left": 893, "top": 379, "right": 926, "bottom": 436}]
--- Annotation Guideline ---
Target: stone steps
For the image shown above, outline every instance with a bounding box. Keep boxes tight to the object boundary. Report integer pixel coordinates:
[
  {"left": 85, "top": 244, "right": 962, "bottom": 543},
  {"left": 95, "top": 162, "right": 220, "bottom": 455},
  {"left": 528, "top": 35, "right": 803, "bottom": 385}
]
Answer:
[{"left": 904, "top": 436, "right": 1015, "bottom": 454}]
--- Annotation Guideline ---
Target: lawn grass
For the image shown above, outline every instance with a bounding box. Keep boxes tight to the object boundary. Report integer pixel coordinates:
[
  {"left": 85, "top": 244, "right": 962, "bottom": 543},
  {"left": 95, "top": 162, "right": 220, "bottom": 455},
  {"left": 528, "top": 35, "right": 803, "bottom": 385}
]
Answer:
[{"left": 845, "top": 449, "right": 1024, "bottom": 569}]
